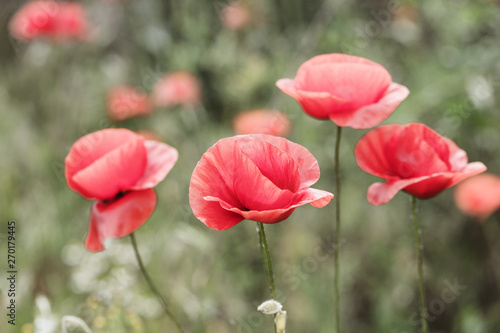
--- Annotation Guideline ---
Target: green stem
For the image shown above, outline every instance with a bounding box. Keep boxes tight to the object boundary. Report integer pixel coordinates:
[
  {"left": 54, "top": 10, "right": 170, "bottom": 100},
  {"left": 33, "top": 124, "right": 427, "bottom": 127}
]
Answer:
[
  {"left": 130, "top": 233, "right": 184, "bottom": 333},
  {"left": 334, "top": 125, "right": 342, "bottom": 333},
  {"left": 257, "top": 222, "right": 276, "bottom": 300},
  {"left": 411, "top": 196, "right": 428, "bottom": 333}
]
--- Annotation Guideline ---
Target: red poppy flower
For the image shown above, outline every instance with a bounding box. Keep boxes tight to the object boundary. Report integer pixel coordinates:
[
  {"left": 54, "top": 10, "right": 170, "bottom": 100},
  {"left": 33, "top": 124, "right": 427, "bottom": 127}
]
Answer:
[
  {"left": 276, "top": 54, "right": 409, "bottom": 129},
  {"left": 354, "top": 123, "right": 487, "bottom": 205},
  {"left": 151, "top": 71, "right": 201, "bottom": 108},
  {"left": 233, "top": 109, "right": 291, "bottom": 137},
  {"left": 9, "top": 1, "right": 89, "bottom": 42},
  {"left": 106, "top": 85, "right": 151, "bottom": 121},
  {"left": 189, "top": 134, "right": 334, "bottom": 230},
  {"left": 453, "top": 174, "right": 500, "bottom": 221},
  {"left": 65, "top": 129, "right": 178, "bottom": 251}
]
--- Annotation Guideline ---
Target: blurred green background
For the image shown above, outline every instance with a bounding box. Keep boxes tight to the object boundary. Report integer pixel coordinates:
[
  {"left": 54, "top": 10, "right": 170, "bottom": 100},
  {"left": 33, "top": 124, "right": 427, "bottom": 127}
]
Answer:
[{"left": 1, "top": 0, "right": 500, "bottom": 332}]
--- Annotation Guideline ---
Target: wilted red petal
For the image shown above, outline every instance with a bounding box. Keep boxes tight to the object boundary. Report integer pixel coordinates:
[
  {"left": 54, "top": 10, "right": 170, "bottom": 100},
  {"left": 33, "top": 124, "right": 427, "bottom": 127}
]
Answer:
[
  {"left": 85, "top": 189, "right": 156, "bottom": 252},
  {"left": 65, "top": 129, "right": 147, "bottom": 200},
  {"left": 130, "top": 140, "right": 178, "bottom": 190},
  {"left": 454, "top": 173, "right": 500, "bottom": 220},
  {"left": 331, "top": 83, "right": 409, "bottom": 128}
]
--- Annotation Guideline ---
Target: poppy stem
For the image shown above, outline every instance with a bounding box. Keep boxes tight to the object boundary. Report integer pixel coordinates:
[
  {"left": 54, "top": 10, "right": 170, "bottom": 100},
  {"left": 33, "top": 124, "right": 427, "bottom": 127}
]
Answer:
[
  {"left": 257, "top": 222, "right": 276, "bottom": 300},
  {"left": 411, "top": 196, "right": 428, "bottom": 333},
  {"left": 334, "top": 125, "right": 342, "bottom": 333},
  {"left": 129, "top": 233, "right": 184, "bottom": 333}
]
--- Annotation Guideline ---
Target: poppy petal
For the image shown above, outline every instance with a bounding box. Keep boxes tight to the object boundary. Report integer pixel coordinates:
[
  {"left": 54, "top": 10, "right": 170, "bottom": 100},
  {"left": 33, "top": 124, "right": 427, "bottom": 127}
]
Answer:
[
  {"left": 71, "top": 136, "right": 147, "bottom": 200},
  {"left": 213, "top": 188, "right": 333, "bottom": 224},
  {"left": 65, "top": 129, "right": 147, "bottom": 199},
  {"left": 236, "top": 140, "right": 300, "bottom": 192},
  {"left": 130, "top": 141, "right": 178, "bottom": 190},
  {"left": 244, "top": 134, "right": 321, "bottom": 189},
  {"left": 331, "top": 83, "right": 410, "bottom": 129},
  {"left": 354, "top": 124, "right": 406, "bottom": 179},
  {"left": 232, "top": 144, "right": 296, "bottom": 210},
  {"left": 367, "top": 176, "right": 431, "bottom": 206},
  {"left": 444, "top": 138, "right": 468, "bottom": 171},
  {"left": 85, "top": 189, "right": 156, "bottom": 252},
  {"left": 189, "top": 134, "right": 330, "bottom": 229},
  {"left": 295, "top": 63, "right": 392, "bottom": 109},
  {"left": 368, "top": 162, "right": 487, "bottom": 205}
]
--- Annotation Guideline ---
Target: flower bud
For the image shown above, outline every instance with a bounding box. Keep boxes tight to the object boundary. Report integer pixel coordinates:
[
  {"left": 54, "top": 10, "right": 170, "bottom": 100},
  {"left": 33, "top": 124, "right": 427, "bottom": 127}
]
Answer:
[
  {"left": 257, "top": 299, "right": 283, "bottom": 315},
  {"left": 274, "top": 310, "right": 287, "bottom": 333}
]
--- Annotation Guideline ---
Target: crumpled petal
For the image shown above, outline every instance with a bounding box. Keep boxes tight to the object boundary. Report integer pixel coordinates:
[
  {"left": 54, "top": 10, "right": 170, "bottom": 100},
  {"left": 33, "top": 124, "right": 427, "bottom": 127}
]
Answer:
[
  {"left": 85, "top": 189, "right": 157, "bottom": 252},
  {"left": 66, "top": 129, "right": 147, "bottom": 200},
  {"left": 368, "top": 162, "right": 487, "bottom": 205},
  {"left": 207, "top": 187, "right": 333, "bottom": 224},
  {"left": 130, "top": 140, "right": 178, "bottom": 190},
  {"left": 235, "top": 134, "right": 321, "bottom": 189},
  {"left": 331, "top": 83, "right": 410, "bottom": 129}
]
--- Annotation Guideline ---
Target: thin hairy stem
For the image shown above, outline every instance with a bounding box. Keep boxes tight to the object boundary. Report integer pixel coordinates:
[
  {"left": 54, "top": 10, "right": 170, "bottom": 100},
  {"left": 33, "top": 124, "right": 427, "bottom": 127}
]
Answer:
[
  {"left": 130, "top": 233, "right": 184, "bottom": 333},
  {"left": 411, "top": 196, "right": 428, "bottom": 333},
  {"left": 334, "top": 125, "right": 342, "bottom": 333},
  {"left": 257, "top": 222, "right": 276, "bottom": 300}
]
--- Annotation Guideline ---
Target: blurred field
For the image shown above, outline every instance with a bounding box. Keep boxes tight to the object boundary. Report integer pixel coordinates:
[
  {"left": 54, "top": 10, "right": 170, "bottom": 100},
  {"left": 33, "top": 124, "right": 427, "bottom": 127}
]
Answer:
[{"left": 1, "top": 0, "right": 500, "bottom": 332}]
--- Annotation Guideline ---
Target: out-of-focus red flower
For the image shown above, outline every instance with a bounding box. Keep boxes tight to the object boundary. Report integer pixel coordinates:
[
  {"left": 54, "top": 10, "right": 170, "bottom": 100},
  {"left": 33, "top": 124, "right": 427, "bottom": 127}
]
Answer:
[
  {"left": 151, "top": 71, "right": 201, "bottom": 108},
  {"left": 354, "top": 123, "right": 487, "bottom": 205},
  {"left": 106, "top": 86, "right": 151, "bottom": 121},
  {"left": 276, "top": 53, "right": 409, "bottom": 129},
  {"left": 9, "top": 1, "right": 89, "bottom": 42},
  {"left": 189, "top": 134, "right": 333, "bottom": 230},
  {"left": 220, "top": 2, "right": 251, "bottom": 30},
  {"left": 454, "top": 173, "right": 500, "bottom": 221},
  {"left": 233, "top": 109, "right": 291, "bottom": 137},
  {"left": 65, "top": 129, "right": 178, "bottom": 251}
]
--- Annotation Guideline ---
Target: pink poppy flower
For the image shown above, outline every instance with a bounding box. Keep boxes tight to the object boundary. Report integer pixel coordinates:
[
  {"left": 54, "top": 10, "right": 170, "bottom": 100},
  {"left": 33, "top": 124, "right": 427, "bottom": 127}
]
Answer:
[
  {"left": 9, "top": 1, "right": 89, "bottom": 42},
  {"left": 354, "top": 123, "right": 487, "bottom": 205},
  {"left": 106, "top": 85, "right": 151, "bottom": 121},
  {"left": 233, "top": 109, "right": 291, "bottom": 137},
  {"left": 65, "top": 129, "right": 178, "bottom": 251},
  {"left": 454, "top": 174, "right": 500, "bottom": 221},
  {"left": 220, "top": 2, "right": 251, "bottom": 30},
  {"left": 151, "top": 71, "right": 201, "bottom": 108},
  {"left": 189, "top": 134, "right": 334, "bottom": 230},
  {"left": 276, "top": 53, "right": 409, "bottom": 129}
]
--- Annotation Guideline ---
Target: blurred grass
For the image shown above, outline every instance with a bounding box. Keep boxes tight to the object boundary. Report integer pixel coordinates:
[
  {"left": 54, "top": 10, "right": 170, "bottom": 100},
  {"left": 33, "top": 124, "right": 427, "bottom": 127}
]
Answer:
[{"left": 1, "top": 0, "right": 500, "bottom": 332}]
